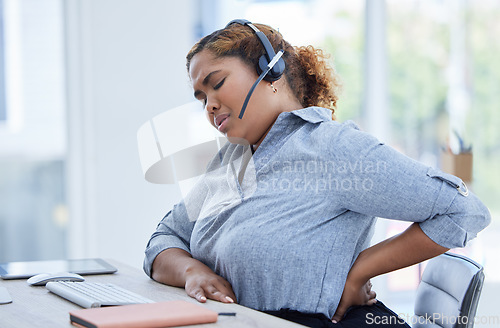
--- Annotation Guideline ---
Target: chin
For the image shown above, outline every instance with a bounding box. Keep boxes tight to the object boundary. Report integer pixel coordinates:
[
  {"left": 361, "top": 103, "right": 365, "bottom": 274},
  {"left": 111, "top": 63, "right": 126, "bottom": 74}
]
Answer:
[
  {"left": 226, "top": 135, "right": 251, "bottom": 146},
  {"left": 222, "top": 129, "right": 250, "bottom": 145}
]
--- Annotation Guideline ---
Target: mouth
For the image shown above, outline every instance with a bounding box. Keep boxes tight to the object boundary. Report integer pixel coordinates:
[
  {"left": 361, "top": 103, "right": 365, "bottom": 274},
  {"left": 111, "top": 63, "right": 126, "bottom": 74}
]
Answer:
[{"left": 215, "top": 113, "right": 230, "bottom": 131}]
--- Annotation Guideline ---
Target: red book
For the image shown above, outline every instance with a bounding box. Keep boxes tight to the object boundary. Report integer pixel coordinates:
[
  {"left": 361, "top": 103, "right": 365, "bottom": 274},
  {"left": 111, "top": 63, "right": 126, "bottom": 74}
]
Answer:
[{"left": 69, "top": 300, "right": 218, "bottom": 328}]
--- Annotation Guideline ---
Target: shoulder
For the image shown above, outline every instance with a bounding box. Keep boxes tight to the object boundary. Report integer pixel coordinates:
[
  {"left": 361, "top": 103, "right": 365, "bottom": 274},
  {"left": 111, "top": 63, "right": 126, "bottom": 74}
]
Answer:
[
  {"left": 287, "top": 106, "right": 369, "bottom": 142},
  {"left": 286, "top": 106, "right": 361, "bottom": 135},
  {"left": 285, "top": 107, "right": 384, "bottom": 158}
]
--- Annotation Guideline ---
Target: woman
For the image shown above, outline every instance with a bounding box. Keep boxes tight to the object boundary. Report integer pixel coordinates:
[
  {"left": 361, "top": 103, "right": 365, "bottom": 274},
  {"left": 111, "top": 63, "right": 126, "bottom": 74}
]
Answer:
[{"left": 144, "top": 20, "right": 490, "bottom": 327}]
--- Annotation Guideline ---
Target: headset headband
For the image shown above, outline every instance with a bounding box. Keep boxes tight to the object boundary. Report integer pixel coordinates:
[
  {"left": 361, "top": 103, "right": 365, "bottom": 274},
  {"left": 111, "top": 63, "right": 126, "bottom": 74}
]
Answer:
[{"left": 225, "top": 19, "right": 285, "bottom": 82}]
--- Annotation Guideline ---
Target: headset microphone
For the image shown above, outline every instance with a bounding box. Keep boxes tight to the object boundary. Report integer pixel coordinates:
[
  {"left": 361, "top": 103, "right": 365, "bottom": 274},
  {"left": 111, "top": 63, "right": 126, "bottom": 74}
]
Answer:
[{"left": 238, "top": 50, "right": 284, "bottom": 119}]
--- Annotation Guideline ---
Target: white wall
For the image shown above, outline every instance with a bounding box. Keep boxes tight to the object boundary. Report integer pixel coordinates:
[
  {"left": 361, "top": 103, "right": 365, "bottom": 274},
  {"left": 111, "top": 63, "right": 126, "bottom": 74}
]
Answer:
[{"left": 65, "top": 0, "right": 196, "bottom": 268}]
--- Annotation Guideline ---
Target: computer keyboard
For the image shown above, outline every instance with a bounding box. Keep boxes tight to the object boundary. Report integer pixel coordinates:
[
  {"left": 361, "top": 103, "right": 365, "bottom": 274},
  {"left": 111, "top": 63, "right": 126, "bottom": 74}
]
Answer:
[{"left": 45, "top": 281, "right": 155, "bottom": 308}]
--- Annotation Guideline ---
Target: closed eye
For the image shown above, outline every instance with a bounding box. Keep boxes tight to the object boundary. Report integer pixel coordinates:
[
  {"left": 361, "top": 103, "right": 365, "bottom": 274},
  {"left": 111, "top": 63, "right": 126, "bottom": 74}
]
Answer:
[{"left": 214, "top": 78, "right": 226, "bottom": 90}]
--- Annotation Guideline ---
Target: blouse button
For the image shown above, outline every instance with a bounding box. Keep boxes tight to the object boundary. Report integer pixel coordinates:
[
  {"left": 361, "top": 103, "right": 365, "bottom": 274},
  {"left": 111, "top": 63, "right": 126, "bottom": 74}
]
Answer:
[{"left": 457, "top": 181, "right": 469, "bottom": 197}]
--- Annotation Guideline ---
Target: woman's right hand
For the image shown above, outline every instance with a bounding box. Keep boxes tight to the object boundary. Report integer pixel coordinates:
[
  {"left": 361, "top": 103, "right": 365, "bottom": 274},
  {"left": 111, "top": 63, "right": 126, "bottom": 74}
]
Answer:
[
  {"left": 151, "top": 248, "right": 237, "bottom": 304},
  {"left": 184, "top": 265, "right": 237, "bottom": 304}
]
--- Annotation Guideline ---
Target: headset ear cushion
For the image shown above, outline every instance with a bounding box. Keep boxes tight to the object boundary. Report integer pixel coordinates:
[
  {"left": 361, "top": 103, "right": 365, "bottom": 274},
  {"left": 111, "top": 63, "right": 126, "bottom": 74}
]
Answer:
[{"left": 258, "top": 55, "right": 285, "bottom": 82}]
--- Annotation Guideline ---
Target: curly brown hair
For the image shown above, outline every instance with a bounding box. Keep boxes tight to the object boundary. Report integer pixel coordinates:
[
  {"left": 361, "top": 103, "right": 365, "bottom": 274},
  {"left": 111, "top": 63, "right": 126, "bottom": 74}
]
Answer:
[{"left": 186, "top": 22, "right": 340, "bottom": 119}]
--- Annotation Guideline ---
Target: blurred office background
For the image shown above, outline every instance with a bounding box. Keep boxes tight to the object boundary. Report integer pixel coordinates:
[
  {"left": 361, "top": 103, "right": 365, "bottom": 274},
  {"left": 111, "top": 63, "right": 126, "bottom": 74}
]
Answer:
[{"left": 0, "top": 0, "right": 499, "bottom": 325}]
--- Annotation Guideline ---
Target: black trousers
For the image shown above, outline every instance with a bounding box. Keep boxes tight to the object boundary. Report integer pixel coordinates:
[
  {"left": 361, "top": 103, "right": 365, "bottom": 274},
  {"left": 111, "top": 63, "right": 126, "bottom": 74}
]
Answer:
[{"left": 264, "top": 301, "right": 411, "bottom": 328}]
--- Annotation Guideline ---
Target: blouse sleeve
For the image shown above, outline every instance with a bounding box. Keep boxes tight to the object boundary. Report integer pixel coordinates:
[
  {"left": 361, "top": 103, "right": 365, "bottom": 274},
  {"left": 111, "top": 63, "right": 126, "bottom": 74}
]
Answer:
[
  {"left": 331, "top": 122, "right": 491, "bottom": 249},
  {"left": 143, "top": 201, "right": 195, "bottom": 277},
  {"left": 142, "top": 142, "right": 240, "bottom": 278}
]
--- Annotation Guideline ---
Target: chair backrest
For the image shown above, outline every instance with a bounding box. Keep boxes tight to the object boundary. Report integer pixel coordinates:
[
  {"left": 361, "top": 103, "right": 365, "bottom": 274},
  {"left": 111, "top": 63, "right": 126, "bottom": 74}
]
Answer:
[{"left": 413, "top": 252, "right": 484, "bottom": 328}]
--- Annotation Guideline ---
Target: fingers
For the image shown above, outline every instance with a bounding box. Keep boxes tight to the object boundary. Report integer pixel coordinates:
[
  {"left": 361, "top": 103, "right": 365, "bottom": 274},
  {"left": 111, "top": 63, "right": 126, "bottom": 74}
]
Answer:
[
  {"left": 363, "top": 280, "right": 373, "bottom": 293},
  {"left": 332, "top": 295, "right": 378, "bottom": 324},
  {"left": 205, "top": 284, "right": 235, "bottom": 303},
  {"left": 368, "top": 292, "right": 377, "bottom": 306},
  {"left": 189, "top": 286, "right": 234, "bottom": 303},
  {"left": 190, "top": 288, "right": 208, "bottom": 303},
  {"left": 332, "top": 280, "right": 378, "bottom": 323},
  {"left": 331, "top": 312, "right": 343, "bottom": 324},
  {"left": 364, "top": 280, "right": 376, "bottom": 303},
  {"left": 186, "top": 278, "right": 236, "bottom": 304},
  {"left": 331, "top": 302, "right": 348, "bottom": 323}
]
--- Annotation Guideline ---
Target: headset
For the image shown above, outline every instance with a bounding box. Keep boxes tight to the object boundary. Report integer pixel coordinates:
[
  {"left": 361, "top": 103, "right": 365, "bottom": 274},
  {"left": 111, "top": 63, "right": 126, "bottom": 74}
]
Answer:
[{"left": 225, "top": 19, "right": 286, "bottom": 119}]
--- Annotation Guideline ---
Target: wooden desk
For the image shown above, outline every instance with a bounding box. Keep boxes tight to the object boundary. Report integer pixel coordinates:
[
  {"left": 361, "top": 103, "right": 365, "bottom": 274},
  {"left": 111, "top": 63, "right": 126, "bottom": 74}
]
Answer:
[{"left": 0, "top": 260, "right": 305, "bottom": 327}]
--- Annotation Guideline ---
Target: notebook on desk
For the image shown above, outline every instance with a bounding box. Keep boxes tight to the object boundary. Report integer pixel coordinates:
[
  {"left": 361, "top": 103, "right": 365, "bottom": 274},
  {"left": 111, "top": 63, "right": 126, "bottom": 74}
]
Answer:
[{"left": 69, "top": 300, "right": 218, "bottom": 328}]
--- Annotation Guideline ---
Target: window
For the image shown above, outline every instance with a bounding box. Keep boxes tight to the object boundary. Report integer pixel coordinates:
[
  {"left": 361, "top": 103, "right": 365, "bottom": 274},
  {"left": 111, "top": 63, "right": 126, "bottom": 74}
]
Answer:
[
  {"left": 244, "top": 0, "right": 365, "bottom": 121},
  {"left": 0, "top": 0, "right": 67, "bottom": 262},
  {"left": 0, "top": 0, "right": 6, "bottom": 122}
]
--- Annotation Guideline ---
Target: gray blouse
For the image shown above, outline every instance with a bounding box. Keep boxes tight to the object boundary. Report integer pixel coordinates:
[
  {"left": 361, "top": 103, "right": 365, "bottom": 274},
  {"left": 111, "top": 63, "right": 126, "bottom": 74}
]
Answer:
[{"left": 143, "top": 106, "right": 490, "bottom": 319}]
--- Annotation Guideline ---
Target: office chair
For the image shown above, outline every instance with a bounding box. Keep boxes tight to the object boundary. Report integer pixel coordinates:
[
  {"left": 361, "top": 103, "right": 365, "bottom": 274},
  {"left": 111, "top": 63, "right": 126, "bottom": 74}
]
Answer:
[{"left": 413, "top": 252, "right": 484, "bottom": 328}]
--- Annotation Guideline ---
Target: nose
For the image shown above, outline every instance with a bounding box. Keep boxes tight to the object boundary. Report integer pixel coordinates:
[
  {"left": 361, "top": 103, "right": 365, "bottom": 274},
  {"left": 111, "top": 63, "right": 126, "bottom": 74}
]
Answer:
[{"left": 205, "top": 96, "right": 220, "bottom": 115}]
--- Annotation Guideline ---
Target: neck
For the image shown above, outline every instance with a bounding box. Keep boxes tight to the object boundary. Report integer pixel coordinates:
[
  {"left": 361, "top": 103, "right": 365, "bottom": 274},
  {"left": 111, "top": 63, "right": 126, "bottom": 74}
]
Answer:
[
  {"left": 253, "top": 103, "right": 304, "bottom": 152},
  {"left": 252, "top": 84, "right": 303, "bottom": 152}
]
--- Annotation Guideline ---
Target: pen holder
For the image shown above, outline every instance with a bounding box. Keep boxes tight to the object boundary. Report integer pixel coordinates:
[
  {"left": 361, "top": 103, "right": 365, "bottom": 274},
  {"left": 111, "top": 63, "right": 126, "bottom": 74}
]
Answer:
[{"left": 440, "top": 151, "right": 473, "bottom": 184}]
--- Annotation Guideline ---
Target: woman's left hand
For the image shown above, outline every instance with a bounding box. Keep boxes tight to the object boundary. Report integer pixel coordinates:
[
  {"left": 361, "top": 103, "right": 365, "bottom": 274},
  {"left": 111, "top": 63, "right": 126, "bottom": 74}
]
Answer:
[{"left": 331, "top": 278, "right": 377, "bottom": 323}]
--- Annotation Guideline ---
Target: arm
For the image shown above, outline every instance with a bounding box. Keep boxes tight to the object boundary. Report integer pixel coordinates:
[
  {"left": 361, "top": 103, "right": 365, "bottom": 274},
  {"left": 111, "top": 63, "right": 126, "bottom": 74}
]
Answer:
[
  {"left": 152, "top": 248, "right": 236, "bottom": 304},
  {"left": 332, "top": 223, "right": 448, "bottom": 322},
  {"left": 332, "top": 124, "right": 491, "bottom": 248},
  {"left": 325, "top": 123, "right": 490, "bottom": 322},
  {"left": 144, "top": 202, "right": 236, "bottom": 304}
]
